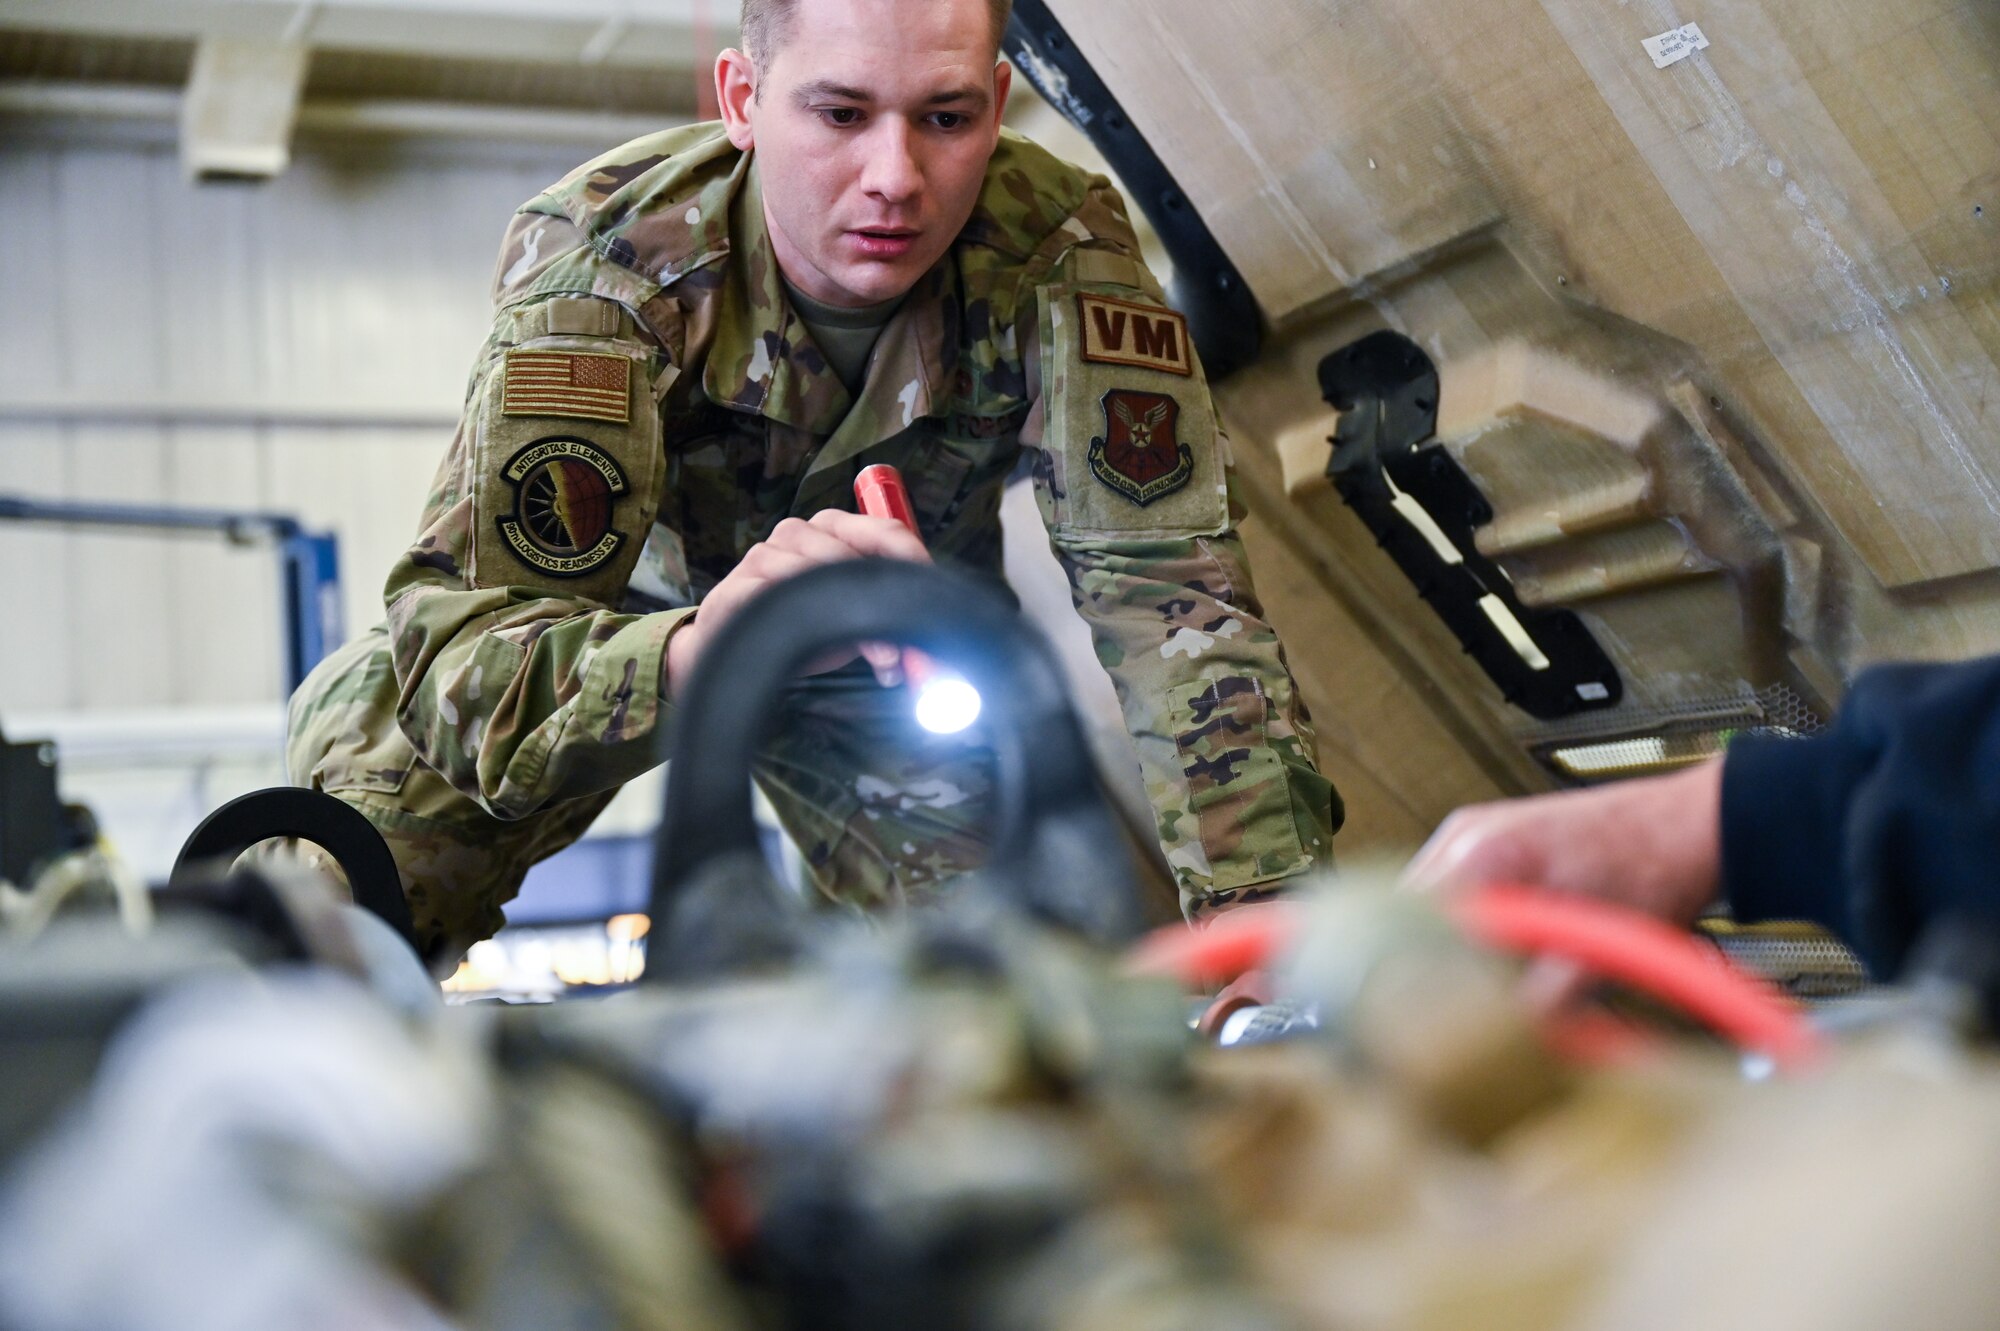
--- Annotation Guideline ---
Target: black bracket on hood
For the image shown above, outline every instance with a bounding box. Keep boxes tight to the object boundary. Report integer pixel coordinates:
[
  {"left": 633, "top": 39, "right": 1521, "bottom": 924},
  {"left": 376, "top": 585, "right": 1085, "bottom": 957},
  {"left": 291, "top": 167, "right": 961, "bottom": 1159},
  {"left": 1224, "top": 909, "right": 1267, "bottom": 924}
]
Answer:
[
  {"left": 1005, "top": 0, "right": 1262, "bottom": 380},
  {"left": 1321, "top": 331, "right": 1623, "bottom": 721}
]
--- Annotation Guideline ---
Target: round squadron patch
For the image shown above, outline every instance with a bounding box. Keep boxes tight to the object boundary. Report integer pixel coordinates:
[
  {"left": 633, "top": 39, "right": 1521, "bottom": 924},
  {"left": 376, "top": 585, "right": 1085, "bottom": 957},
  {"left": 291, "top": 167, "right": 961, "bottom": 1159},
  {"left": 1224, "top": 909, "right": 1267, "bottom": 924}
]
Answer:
[
  {"left": 1087, "top": 389, "right": 1194, "bottom": 506},
  {"left": 494, "top": 436, "right": 630, "bottom": 577}
]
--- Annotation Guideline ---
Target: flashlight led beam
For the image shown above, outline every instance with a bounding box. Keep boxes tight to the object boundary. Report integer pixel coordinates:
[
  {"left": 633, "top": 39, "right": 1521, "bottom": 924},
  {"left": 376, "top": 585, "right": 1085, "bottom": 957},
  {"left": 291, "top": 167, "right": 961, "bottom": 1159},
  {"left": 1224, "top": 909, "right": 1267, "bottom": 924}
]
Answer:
[{"left": 854, "top": 464, "right": 982, "bottom": 734}]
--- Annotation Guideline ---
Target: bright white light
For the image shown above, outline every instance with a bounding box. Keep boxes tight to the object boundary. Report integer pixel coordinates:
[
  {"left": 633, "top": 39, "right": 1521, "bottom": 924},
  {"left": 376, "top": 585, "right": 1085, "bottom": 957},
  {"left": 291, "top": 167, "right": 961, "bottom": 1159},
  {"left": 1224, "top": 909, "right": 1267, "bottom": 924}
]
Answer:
[{"left": 914, "top": 674, "right": 982, "bottom": 735}]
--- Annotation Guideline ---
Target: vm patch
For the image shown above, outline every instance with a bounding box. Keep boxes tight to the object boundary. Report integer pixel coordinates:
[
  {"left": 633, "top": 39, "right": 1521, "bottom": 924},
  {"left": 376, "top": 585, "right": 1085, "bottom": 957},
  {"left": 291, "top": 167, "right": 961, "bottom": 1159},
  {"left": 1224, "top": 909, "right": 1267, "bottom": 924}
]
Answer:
[{"left": 1076, "top": 294, "right": 1192, "bottom": 377}]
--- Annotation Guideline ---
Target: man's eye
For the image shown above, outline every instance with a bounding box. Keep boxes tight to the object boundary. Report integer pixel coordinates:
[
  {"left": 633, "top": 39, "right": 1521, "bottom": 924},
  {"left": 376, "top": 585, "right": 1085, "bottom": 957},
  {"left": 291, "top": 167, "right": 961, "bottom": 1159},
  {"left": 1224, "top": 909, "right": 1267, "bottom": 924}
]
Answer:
[
  {"left": 930, "top": 112, "right": 967, "bottom": 130},
  {"left": 821, "top": 107, "right": 862, "bottom": 127}
]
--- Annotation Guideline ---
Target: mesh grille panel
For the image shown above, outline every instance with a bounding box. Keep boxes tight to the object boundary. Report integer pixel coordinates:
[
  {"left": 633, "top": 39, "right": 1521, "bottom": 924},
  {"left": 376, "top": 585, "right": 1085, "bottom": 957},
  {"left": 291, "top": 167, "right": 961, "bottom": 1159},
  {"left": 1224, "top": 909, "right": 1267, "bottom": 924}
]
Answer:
[
  {"left": 1528, "top": 684, "right": 1825, "bottom": 783},
  {"left": 1700, "top": 920, "right": 1873, "bottom": 1002}
]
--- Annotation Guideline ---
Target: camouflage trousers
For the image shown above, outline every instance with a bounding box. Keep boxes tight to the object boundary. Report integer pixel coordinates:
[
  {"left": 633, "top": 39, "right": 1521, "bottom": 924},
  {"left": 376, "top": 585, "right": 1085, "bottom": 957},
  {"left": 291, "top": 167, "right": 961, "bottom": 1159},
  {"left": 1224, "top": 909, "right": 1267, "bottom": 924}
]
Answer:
[{"left": 287, "top": 628, "right": 999, "bottom": 965}]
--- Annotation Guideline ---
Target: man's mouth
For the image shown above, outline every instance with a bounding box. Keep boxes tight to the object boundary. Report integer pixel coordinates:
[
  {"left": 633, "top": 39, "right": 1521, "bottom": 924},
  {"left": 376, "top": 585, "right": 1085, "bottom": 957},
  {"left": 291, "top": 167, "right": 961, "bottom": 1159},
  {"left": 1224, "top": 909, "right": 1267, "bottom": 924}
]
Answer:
[{"left": 848, "top": 228, "right": 920, "bottom": 259}]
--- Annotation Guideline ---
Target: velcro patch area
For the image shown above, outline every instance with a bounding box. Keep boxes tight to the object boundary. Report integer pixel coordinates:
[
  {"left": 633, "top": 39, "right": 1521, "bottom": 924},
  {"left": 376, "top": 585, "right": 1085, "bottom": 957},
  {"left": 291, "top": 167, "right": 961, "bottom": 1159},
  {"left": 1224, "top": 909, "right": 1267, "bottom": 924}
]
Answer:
[
  {"left": 472, "top": 333, "right": 661, "bottom": 601},
  {"left": 1077, "top": 293, "right": 1192, "bottom": 377},
  {"left": 1044, "top": 284, "right": 1225, "bottom": 539},
  {"left": 503, "top": 350, "right": 632, "bottom": 424}
]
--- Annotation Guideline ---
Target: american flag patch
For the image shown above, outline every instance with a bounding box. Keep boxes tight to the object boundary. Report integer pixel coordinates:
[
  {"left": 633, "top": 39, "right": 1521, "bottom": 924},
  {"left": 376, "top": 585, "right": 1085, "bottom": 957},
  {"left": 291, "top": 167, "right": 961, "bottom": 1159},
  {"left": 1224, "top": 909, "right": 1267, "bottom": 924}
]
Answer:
[{"left": 502, "top": 350, "right": 631, "bottom": 424}]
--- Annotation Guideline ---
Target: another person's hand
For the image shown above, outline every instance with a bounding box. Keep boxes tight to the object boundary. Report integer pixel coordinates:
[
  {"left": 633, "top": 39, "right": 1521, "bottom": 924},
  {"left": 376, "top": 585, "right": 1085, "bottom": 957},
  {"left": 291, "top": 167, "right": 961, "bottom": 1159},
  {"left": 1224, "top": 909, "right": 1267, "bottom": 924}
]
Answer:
[
  {"left": 1404, "top": 757, "right": 1727, "bottom": 928},
  {"left": 1403, "top": 757, "right": 1727, "bottom": 1011},
  {"left": 664, "top": 509, "right": 931, "bottom": 697}
]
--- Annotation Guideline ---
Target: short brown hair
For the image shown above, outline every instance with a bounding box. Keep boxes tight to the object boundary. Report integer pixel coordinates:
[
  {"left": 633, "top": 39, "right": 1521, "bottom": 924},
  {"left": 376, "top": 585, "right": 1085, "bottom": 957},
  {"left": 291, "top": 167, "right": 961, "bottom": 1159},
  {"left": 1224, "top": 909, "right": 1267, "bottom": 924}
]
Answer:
[{"left": 739, "top": 0, "right": 1014, "bottom": 70}]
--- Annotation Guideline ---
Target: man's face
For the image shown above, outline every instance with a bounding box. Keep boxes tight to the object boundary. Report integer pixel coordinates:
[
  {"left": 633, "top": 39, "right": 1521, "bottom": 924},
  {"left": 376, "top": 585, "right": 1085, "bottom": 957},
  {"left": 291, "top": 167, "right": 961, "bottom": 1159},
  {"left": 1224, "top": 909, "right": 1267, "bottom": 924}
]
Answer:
[{"left": 723, "top": 0, "right": 1012, "bottom": 308}]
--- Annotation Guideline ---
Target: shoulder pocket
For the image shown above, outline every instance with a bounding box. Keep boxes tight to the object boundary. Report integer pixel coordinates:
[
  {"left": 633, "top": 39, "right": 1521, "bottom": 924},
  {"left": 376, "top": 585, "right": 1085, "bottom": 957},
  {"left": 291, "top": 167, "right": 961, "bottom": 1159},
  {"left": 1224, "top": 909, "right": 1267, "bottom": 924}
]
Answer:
[
  {"left": 468, "top": 328, "right": 665, "bottom": 606},
  {"left": 1039, "top": 282, "right": 1228, "bottom": 542}
]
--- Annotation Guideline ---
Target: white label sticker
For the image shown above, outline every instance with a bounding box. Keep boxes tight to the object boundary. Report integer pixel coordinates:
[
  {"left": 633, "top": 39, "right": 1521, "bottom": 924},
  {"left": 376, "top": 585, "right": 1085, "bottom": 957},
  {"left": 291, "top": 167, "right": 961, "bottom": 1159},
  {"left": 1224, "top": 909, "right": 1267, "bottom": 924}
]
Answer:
[{"left": 1642, "top": 22, "right": 1710, "bottom": 69}]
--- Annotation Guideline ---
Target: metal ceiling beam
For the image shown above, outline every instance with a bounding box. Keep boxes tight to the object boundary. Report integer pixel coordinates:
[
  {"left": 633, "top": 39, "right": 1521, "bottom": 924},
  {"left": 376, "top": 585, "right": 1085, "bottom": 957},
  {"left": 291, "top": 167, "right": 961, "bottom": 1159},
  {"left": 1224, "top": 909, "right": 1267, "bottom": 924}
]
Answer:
[
  {"left": 0, "top": 0, "right": 733, "bottom": 68},
  {"left": 0, "top": 78, "right": 685, "bottom": 147}
]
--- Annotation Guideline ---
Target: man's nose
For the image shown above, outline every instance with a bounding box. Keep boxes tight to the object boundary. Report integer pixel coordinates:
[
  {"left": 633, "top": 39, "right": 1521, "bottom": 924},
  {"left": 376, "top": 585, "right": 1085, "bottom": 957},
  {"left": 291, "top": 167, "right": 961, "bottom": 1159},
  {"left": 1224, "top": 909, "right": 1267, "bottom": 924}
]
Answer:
[{"left": 861, "top": 121, "right": 923, "bottom": 204}]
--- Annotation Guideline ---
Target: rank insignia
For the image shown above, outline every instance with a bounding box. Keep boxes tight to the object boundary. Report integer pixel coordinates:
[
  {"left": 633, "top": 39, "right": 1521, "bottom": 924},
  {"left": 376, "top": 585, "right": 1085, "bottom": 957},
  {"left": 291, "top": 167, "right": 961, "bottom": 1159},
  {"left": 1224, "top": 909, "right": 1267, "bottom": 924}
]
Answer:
[
  {"left": 502, "top": 350, "right": 631, "bottom": 424},
  {"left": 1077, "top": 293, "right": 1192, "bottom": 377},
  {"left": 1088, "top": 389, "right": 1194, "bottom": 506},
  {"left": 495, "top": 436, "right": 630, "bottom": 577}
]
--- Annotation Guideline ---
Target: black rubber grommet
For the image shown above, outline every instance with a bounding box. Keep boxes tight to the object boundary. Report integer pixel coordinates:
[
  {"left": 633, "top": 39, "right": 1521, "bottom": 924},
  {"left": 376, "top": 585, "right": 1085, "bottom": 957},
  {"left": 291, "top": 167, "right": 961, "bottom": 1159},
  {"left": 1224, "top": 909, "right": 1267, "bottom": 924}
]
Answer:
[{"left": 170, "top": 788, "right": 415, "bottom": 948}]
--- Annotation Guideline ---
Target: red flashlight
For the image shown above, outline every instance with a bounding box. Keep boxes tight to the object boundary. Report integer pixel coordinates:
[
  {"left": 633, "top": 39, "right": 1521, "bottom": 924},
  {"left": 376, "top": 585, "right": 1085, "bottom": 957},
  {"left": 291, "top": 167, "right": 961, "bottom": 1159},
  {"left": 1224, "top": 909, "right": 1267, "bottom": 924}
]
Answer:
[
  {"left": 853, "top": 464, "right": 933, "bottom": 689},
  {"left": 855, "top": 464, "right": 921, "bottom": 540}
]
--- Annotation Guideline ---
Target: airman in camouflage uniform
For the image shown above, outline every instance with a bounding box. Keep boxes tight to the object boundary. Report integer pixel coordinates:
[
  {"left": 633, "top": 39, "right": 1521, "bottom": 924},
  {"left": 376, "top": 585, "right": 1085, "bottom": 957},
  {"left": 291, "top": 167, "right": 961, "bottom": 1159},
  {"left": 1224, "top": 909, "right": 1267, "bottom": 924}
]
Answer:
[{"left": 288, "top": 121, "right": 1342, "bottom": 963}]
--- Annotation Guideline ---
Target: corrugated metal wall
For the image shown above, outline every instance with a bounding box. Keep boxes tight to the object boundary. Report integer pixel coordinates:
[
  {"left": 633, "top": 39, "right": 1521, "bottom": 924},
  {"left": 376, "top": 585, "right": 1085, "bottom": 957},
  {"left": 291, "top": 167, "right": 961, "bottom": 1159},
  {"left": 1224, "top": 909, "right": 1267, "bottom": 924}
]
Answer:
[{"left": 0, "top": 130, "right": 583, "bottom": 713}]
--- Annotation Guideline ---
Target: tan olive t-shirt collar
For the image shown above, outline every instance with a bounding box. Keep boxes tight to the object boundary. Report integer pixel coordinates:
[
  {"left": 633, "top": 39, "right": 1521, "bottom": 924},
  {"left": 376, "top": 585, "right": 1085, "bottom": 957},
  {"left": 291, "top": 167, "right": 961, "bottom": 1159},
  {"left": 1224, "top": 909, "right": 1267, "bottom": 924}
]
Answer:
[{"left": 781, "top": 276, "right": 908, "bottom": 394}]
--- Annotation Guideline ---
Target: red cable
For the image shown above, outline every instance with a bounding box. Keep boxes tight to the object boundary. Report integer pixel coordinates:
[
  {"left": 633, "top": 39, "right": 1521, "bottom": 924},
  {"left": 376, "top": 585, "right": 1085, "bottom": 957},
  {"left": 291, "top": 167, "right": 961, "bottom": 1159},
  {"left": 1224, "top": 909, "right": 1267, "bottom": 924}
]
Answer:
[
  {"left": 1125, "top": 887, "right": 1823, "bottom": 1069},
  {"left": 1448, "top": 884, "right": 1823, "bottom": 1069},
  {"left": 1123, "top": 902, "right": 1295, "bottom": 989},
  {"left": 1538, "top": 1006, "right": 1658, "bottom": 1067}
]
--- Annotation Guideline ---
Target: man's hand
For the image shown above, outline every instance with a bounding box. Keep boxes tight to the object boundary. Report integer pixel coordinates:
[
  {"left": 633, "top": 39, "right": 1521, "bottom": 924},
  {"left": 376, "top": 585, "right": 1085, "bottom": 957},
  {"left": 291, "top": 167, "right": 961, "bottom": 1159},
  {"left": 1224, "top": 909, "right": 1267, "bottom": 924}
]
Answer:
[
  {"left": 1404, "top": 757, "right": 1727, "bottom": 928},
  {"left": 664, "top": 509, "right": 931, "bottom": 698}
]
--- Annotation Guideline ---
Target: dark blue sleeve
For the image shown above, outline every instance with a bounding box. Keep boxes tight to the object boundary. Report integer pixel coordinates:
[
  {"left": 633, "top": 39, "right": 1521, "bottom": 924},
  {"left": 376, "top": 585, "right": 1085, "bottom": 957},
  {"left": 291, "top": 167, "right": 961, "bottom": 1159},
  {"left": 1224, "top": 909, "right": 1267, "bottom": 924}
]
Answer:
[{"left": 1721, "top": 656, "right": 2000, "bottom": 978}]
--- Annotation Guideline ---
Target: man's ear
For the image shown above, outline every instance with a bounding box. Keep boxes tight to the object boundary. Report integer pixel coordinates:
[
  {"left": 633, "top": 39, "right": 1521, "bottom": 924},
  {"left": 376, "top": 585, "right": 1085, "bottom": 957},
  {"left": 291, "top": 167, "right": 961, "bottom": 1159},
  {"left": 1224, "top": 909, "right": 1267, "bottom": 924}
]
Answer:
[
  {"left": 716, "top": 47, "right": 758, "bottom": 149},
  {"left": 991, "top": 58, "right": 1013, "bottom": 133}
]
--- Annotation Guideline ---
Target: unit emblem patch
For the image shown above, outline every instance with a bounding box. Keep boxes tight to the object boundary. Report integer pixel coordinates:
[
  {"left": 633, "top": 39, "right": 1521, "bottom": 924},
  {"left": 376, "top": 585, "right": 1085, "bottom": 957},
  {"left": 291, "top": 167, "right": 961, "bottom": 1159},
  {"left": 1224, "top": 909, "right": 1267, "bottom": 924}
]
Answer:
[
  {"left": 1088, "top": 390, "right": 1193, "bottom": 506},
  {"left": 502, "top": 349, "right": 632, "bottom": 424},
  {"left": 1076, "top": 293, "right": 1192, "bottom": 377},
  {"left": 495, "top": 436, "right": 630, "bottom": 576}
]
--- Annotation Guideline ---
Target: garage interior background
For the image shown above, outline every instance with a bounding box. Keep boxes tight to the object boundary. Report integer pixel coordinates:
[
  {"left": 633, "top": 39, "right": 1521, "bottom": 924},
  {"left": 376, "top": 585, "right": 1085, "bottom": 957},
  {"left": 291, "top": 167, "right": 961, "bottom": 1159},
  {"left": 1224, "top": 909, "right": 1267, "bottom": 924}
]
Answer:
[
  {"left": 3, "top": 0, "right": 1996, "bottom": 991},
  {"left": 0, "top": 0, "right": 1180, "bottom": 988}
]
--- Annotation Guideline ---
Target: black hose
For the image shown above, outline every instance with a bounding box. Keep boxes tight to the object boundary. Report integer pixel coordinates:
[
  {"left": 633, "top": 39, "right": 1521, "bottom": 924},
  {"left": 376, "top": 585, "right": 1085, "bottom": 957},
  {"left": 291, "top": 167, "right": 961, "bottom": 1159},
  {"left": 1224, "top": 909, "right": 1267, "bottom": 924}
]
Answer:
[{"left": 646, "top": 559, "right": 1143, "bottom": 981}]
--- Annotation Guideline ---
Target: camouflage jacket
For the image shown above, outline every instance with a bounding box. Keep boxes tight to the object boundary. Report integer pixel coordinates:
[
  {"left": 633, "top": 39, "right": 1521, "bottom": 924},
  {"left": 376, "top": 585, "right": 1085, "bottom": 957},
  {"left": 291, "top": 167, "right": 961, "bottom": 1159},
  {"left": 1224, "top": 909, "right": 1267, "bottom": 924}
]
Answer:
[{"left": 330, "top": 123, "right": 1340, "bottom": 917}]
